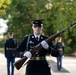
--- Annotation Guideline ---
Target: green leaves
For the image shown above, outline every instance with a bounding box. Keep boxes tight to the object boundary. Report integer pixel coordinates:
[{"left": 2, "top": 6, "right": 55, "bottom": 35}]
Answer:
[
  {"left": 1, "top": 0, "right": 76, "bottom": 53},
  {"left": 0, "top": 0, "right": 12, "bottom": 16}
]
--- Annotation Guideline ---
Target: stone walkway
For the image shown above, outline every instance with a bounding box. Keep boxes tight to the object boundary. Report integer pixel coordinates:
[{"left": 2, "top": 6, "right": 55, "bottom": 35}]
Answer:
[
  {"left": 47, "top": 56, "right": 76, "bottom": 75},
  {"left": 0, "top": 53, "right": 76, "bottom": 75},
  {"left": 0, "top": 53, "right": 25, "bottom": 75}
]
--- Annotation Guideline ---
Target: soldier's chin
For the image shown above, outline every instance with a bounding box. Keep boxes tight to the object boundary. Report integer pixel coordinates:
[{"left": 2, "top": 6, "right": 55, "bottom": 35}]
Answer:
[{"left": 35, "top": 32, "right": 41, "bottom": 35}]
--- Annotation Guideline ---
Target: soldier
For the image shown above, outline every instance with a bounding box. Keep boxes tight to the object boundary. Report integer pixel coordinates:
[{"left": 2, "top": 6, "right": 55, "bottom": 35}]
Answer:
[
  {"left": 14, "top": 19, "right": 59, "bottom": 75},
  {"left": 4, "top": 32, "right": 17, "bottom": 75}
]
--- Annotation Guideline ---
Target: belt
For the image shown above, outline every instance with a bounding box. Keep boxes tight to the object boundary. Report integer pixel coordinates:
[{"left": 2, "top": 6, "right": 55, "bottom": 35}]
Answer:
[
  {"left": 6, "top": 48, "right": 15, "bottom": 50},
  {"left": 58, "top": 48, "right": 63, "bottom": 50},
  {"left": 30, "top": 57, "right": 45, "bottom": 60}
]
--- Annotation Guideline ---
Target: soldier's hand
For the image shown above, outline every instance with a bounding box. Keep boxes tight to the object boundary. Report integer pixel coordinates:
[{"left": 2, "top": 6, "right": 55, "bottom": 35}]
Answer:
[
  {"left": 23, "top": 51, "right": 32, "bottom": 58},
  {"left": 41, "top": 40, "right": 49, "bottom": 49}
]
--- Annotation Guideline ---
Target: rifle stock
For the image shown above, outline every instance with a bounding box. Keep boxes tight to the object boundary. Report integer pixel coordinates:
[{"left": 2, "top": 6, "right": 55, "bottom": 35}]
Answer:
[
  {"left": 14, "top": 44, "right": 43, "bottom": 70},
  {"left": 14, "top": 23, "right": 76, "bottom": 70},
  {"left": 14, "top": 57, "right": 28, "bottom": 70}
]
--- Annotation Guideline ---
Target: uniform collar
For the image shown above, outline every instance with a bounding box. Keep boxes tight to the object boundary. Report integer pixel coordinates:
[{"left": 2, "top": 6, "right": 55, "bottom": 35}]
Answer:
[
  {"left": 31, "top": 34, "right": 44, "bottom": 40},
  {"left": 34, "top": 34, "right": 41, "bottom": 38}
]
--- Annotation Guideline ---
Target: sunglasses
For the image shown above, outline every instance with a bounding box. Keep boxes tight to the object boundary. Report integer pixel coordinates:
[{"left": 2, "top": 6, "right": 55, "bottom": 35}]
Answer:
[{"left": 34, "top": 26, "right": 41, "bottom": 28}]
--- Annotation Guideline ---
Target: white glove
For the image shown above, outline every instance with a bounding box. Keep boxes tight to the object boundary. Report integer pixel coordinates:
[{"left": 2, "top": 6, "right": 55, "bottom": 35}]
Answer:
[
  {"left": 41, "top": 40, "right": 49, "bottom": 49},
  {"left": 23, "top": 51, "right": 32, "bottom": 58}
]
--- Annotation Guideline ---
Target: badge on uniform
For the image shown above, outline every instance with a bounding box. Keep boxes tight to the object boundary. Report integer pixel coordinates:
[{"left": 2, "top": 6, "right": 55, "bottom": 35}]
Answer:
[
  {"left": 29, "top": 41, "right": 34, "bottom": 44},
  {"left": 41, "top": 37, "right": 43, "bottom": 39},
  {"left": 32, "top": 36, "right": 34, "bottom": 38}
]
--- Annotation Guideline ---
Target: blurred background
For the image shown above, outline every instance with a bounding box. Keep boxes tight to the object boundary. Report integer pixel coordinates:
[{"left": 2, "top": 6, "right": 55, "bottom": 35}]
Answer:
[{"left": 0, "top": 0, "right": 76, "bottom": 56}]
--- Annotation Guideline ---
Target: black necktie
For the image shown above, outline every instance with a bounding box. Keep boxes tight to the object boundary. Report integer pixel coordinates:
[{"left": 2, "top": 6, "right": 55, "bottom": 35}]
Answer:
[{"left": 36, "top": 37, "right": 38, "bottom": 41}]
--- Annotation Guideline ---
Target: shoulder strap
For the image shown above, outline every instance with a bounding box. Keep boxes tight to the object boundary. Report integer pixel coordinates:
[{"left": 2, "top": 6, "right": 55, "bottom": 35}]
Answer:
[
  {"left": 13, "top": 39, "right": 17, "bottom": 46},
  {"left": 26, "top": 35, "right": 30, "bottom": 51}
]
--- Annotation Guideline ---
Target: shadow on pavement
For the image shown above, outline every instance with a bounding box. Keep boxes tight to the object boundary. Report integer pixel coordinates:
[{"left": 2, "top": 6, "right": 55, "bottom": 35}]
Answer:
[{"left": 48, "top": 60, "right": 70, "bottom": 73}]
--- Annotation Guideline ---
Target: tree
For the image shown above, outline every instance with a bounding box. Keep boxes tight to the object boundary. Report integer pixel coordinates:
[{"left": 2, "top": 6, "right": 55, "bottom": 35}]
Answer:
[
  {"left": 2, "top": 0, "right": 76, "bottom": 54},
  {"left": 0, "top": 0, "right": 12, "bottom": 17}
]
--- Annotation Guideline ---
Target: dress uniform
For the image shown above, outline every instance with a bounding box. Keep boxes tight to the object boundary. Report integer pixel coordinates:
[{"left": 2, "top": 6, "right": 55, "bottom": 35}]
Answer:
[
  {"left": 14, "top": 19, "right": 59, "bottom": 75},
  {"left": 4, "top": 32, "right": 17, "bottom": 75}
]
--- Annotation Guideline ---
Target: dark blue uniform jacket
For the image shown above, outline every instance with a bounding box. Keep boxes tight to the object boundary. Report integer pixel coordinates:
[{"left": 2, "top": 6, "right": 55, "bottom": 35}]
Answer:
[
  {"left": 5, "top": 38, "right": 17, "bottom": 58},
  {"left": 14, "top": 34, "right": 59, "bottom": 75}
]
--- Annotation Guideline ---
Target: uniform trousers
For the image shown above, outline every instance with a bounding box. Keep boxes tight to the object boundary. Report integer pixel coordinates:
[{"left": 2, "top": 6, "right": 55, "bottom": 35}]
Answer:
[{"left": 6, "top": 58, "right": 15, "bottom": 75}]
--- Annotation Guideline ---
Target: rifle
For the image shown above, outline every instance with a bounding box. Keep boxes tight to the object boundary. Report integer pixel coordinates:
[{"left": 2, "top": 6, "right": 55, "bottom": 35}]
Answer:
[{"left": 14, "top": 23, "right": 76, "bottom": 70}]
